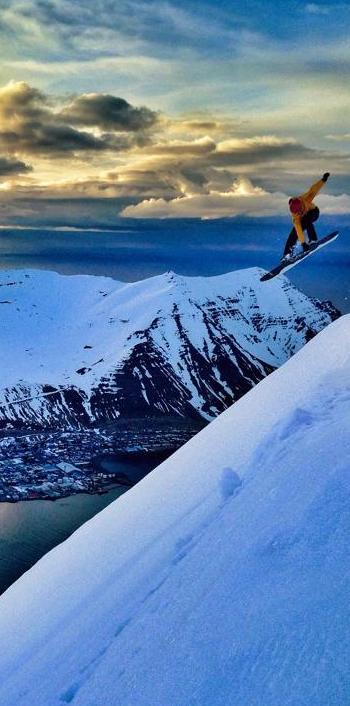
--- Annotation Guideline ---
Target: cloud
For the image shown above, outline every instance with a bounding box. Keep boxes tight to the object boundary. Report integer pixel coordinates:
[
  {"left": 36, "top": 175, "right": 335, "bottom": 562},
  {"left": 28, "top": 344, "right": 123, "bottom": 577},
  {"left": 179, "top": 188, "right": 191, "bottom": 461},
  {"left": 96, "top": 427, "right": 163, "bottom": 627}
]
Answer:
[
  {"left": 170, "top": 118, "right": 226, "bottom": 133},
  {"left": 1, "top": 0, "right": 350, "bottom": 146},
  {"left": 326, "top": 133, "right": 350, "bottom": 141},
  {"left": 0, "top": 81, "right": 348, "bottom": 226},
  {"left": 121, "top": 178, "right": 287, "bottom": 219},
  {"left": 0, "top": 192, "right": 131, "bottom": 229},
  {"left": 0, "top": 0, "right": 238, "bottom": 60},
  {"left": 210, "top": 136, "right": 315, "bottom": 167},
  {"left": 106, "top": 170, "right": 181, "bottom": 199},
  {"left": 0, "top": 82, "right": 105, "bottom": 156},
  {"left": 126, "top": 135, "right": 318, "bottom": 175},
  {"left": 317, "top": 193, "right": 350, "bottom": 214},
  {"left": 0, "top": 155, "right": 32, "bottom": 177},
  {"left": 121, "top": 177, "right": 350, "bottom": 219},
  {"left": 111, "top": 134, "right": 334, "bottom": 204},
  {"left": 60, "top": 93, "right": 158, "bottom": 131},
  {"left": 0, "top": 81, "right": 158, "bottom": 158},
  {"left": 148, "top": 136, "right": 216, "bottom": 156}
]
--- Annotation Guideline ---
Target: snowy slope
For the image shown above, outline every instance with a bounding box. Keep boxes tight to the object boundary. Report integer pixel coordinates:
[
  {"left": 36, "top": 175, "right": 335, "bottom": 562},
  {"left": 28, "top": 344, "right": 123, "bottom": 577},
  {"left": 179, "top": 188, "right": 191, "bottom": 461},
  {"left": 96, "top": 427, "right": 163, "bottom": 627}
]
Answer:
[
  {"left": 0, "top": 316, "right": 349, "bottom": 706},
  {"left": 0, "top": 268, "right": 338, "bottom": 428}
]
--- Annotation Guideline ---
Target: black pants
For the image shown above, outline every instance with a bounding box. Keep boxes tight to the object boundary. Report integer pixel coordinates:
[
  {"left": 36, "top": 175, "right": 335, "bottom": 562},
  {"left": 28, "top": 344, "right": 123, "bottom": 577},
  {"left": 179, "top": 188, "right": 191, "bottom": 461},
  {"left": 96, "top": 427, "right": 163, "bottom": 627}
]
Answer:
[{"left": 283, "top": 207, "right": 319, "bottom": 257}]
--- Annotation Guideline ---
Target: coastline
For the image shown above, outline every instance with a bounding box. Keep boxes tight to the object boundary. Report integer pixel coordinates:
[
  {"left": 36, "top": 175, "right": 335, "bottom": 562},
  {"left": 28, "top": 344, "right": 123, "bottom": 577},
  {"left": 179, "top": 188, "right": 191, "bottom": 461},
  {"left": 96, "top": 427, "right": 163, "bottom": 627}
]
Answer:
[{"left": 0, "top": 446, "right": 177, "bottom": 503}]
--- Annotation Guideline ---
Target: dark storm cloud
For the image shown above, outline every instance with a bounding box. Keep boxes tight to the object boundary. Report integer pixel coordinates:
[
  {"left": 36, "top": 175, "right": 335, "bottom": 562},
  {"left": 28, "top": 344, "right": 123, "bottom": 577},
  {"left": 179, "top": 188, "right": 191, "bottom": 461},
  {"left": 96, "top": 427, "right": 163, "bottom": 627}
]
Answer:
[
  {"left": 0, "top": 155, "right": 32, "bottom": 176},
  {"left": 60, "top": 94, "right": 158, "bottom": 131},
  {"left": 0, "top": 124, "right": 110, "bottom": 155},
  {"left": 0, "top": 82, "right": 157, "bottom": 157}
]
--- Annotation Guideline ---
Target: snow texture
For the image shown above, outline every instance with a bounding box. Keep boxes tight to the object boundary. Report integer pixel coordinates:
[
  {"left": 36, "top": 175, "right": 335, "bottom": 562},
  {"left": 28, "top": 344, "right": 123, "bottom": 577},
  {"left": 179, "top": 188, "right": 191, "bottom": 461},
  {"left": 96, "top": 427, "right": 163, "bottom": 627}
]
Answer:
[{"left": 0, "top": 315, "right": 349, "bottom": 705}]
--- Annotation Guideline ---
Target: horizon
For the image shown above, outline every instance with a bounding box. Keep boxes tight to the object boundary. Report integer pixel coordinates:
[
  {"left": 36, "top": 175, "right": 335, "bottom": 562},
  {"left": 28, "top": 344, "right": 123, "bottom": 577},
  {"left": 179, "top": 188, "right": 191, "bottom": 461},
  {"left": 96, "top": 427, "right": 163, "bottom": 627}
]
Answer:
[{"left": 0, "top": 218, "right": 348, "bottom": 314}]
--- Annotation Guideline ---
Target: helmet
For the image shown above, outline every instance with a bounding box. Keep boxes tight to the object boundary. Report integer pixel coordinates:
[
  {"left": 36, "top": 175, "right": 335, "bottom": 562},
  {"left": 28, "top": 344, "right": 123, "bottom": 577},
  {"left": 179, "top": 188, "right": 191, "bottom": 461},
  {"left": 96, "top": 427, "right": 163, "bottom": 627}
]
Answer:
[{"left": 289, "top": 197, "right": 303, "bottom": 215}]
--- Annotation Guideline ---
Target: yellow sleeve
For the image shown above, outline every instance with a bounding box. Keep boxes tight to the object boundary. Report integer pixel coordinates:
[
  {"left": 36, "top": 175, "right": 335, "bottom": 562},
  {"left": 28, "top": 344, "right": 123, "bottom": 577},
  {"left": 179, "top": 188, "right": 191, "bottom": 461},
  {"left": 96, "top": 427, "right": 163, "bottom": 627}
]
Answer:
[
  {"left": 301, "top": 178, "right": 325, "bottom": 202},
  {"left": 293, "top": 216, "right": 305, "bottom": 244}
]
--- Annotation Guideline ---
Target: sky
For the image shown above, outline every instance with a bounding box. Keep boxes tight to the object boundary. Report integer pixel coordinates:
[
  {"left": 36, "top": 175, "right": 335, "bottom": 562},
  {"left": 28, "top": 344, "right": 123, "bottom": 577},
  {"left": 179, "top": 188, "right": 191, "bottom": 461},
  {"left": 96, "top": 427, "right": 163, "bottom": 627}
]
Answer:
[{"left": 0, "top": 0, "right": 350, "bottom": 227}]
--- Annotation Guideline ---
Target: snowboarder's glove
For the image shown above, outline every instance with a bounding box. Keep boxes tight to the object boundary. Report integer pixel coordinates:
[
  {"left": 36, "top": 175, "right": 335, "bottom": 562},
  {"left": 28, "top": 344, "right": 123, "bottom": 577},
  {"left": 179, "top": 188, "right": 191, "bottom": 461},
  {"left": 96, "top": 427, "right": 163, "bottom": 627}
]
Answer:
[{"left": 322, "top": 172, "right": 330, "bottom": 182}]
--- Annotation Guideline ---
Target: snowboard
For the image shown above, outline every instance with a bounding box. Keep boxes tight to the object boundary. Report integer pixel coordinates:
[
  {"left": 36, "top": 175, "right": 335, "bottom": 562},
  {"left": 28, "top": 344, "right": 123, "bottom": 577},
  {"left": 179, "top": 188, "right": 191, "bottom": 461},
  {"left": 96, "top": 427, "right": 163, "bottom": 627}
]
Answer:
[{"left": 260, "top": 231, "right": 339, "bottom": 282}]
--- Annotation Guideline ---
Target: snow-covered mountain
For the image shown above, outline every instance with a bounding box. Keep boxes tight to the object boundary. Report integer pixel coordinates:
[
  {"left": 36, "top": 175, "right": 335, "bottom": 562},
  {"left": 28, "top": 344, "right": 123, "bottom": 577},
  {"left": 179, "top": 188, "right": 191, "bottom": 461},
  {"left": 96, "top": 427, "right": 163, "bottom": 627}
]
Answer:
[
  {"left": 0, "top": 268, "right": 338, "bottom": 429},
  {"left": 0, "top": 316, "right": 349, "bottom": 706}
]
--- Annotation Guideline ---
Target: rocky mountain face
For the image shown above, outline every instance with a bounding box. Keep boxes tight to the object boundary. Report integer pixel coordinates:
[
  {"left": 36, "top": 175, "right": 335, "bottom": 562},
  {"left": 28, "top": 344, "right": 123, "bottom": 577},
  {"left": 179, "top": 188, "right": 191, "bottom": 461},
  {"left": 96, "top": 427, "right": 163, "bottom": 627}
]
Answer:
[{"left": 0, "top": 268, "right": 339, "bottom": 430}]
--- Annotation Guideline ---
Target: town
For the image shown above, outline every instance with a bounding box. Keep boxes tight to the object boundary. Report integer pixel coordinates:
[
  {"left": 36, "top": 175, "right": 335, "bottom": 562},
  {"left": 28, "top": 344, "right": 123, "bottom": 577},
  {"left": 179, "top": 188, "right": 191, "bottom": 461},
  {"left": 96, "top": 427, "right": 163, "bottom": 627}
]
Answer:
[{"left": 0, "top": 418, "right": 203, "bottom": 501}]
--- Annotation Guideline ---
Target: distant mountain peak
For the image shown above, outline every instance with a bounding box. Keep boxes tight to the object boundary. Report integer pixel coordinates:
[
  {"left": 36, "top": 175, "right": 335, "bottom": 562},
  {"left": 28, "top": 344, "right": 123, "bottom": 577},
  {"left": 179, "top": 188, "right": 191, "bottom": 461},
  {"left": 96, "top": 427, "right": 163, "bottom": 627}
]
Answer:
[{"left": 0, "top": 267, "right": 339, "bottom": 430}]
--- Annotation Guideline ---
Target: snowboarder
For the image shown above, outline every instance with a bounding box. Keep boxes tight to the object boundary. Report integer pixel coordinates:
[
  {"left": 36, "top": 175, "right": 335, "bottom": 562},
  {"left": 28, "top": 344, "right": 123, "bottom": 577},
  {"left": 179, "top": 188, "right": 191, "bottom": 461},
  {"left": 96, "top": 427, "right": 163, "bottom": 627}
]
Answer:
[{"left": 282, "top": 173, "right": 330, "bottom": 261}]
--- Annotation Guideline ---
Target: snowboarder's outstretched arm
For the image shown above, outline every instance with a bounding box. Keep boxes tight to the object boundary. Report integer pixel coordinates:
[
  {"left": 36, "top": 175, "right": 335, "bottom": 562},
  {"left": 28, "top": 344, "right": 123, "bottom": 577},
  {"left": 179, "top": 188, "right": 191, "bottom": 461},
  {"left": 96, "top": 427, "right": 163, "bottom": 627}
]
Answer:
[{"left": 301, "top": 173, "right": 329, "bottom": 201}]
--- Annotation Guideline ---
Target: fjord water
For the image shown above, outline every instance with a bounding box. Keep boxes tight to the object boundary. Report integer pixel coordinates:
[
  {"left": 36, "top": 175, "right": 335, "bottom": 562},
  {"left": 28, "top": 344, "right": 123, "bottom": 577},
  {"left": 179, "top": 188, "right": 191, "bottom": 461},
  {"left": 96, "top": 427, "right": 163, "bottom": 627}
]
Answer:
[
  {"left": 0, "top": 489, "right": 126, "bottom": 595},
  {"left": 0, "top": 450, "right": 174, "bottom": 595}
]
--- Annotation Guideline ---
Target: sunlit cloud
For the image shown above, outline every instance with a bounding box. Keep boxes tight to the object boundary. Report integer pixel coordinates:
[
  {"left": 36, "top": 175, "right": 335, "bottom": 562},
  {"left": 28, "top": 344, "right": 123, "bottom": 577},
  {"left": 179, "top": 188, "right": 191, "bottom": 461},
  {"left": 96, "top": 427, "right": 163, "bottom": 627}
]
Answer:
[
  {"left": 121, "top": 177, "right": 350, "bottom": 219},
  {"left": 120, "top": 177, "right": 288, "bottom": 219}
]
